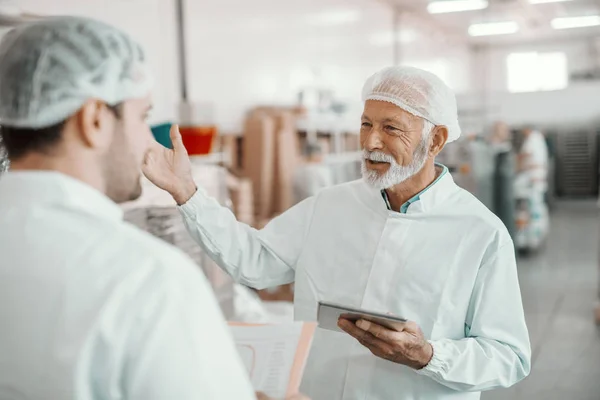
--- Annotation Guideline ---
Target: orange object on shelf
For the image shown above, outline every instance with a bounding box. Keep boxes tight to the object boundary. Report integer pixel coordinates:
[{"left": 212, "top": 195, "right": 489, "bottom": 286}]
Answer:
[{"left": 179, "top": 125, "right": 218, "bottom": 155}]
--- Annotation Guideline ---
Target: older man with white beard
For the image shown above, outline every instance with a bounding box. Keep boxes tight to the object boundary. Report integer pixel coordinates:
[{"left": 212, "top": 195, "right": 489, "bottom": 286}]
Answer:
[{"left": 143, "top": 66, "right": 531, "bottom": 399}]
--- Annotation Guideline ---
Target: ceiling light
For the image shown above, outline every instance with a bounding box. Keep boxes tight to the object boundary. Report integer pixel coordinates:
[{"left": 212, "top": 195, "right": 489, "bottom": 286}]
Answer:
[
  {"left": 428, "top": 0, "right": 488, "bottom": 14},
  {"left": 468, "top": 21, "right": 519, "bottom": 36},
  {"left": 551, "top": 15, "right": 600, "bottom": 29},
  {"left": 529, "top": 0, "right": 572, "bottom": 4}
]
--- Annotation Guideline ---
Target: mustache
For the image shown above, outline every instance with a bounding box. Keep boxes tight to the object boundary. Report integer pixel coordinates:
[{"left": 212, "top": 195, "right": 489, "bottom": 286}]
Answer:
[{"left": 363, "top": 150, "right": 395, "bottom": 163}]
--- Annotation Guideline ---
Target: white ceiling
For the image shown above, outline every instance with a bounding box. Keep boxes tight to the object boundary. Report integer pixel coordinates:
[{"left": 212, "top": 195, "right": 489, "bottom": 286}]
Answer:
[{"left": 384, "top": 0, "right": 600, "bottom": 45}]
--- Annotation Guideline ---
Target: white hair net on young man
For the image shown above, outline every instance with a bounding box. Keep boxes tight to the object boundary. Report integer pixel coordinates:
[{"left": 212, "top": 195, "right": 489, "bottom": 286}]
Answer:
[
  {"left": 0, "top": 16, "right": 153, "bottom": 129},
  {"left": 362, "top": 66, "right": 461, "bottom": 142}
]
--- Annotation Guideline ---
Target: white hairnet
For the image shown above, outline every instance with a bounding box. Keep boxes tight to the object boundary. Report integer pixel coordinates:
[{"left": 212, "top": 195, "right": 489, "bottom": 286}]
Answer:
[
  {"left": 362, "top": 66, "right": 461, "bottom": 142},
  {"left": 0, "top": 16, "right": 153, "bottom": 129}
]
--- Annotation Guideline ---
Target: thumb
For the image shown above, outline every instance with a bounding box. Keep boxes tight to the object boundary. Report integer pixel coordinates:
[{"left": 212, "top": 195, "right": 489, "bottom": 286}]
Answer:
[{"left": 170, "top": 124, "right": 187, "bottom": 154}]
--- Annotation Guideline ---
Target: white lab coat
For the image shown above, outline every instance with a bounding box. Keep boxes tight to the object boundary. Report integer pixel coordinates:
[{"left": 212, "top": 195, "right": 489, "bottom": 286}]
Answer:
[
  {"left": 0, "top": 172, "right": 255, "bottom": 400},
  {"left": 179, "top": 168, "right": 531, "bottom": 399}
]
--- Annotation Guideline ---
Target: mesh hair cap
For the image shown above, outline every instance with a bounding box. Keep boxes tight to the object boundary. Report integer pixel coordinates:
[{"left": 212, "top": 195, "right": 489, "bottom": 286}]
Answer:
[
  {"left": 362, "top": 66, "right": 461, "bottom": 142},
  {"left": 0, "top": 16, "right": 154, "bottom": 129}
]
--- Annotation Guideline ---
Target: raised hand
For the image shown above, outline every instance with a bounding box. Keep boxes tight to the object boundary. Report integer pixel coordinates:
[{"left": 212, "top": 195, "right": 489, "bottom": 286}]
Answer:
[{"left": 142, "top": 124, "right": 197, "bottom": 205}]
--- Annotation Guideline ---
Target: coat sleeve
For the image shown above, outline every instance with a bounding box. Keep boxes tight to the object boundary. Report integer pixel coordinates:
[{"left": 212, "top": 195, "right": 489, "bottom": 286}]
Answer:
[
  {"left": 178, "top": 187, "right": 316, "bottom": 289},
  {"left": 417, "top": 242, "right": 532, "bottom": 391}
]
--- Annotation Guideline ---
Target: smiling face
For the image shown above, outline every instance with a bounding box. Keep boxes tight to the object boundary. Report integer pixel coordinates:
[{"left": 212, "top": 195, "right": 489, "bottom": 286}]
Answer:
[{"left": 360, "top": 100, "right": 433, "bottom": 189}]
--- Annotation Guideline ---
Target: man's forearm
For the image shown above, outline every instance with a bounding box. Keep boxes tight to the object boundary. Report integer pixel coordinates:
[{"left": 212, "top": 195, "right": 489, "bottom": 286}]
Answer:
[{"left": 178, "top": 188, "right": 302, "bottom": 289}]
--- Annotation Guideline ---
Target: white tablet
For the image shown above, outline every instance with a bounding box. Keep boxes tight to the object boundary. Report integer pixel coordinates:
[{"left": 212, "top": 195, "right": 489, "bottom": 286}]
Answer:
[{"left": 317, "top": 301, "right": 407, "bottom": 333}]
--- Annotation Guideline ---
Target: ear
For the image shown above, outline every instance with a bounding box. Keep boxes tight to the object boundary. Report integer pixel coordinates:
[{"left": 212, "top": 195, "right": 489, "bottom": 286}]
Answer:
[
  {"left": 73, "top": 99, "right": 115, "bottom": 150},
  {"left": 430, "top": 125, "right": 448, "bottom": 156}
]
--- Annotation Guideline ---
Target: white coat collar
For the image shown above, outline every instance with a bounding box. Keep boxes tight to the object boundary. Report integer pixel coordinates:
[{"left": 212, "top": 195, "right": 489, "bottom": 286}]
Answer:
[
  {"left": 0, "top": 171, "right": 124, "bottom": 222},
  {"left": 360, "top": 164, "right": 459, "bottom": 216}
]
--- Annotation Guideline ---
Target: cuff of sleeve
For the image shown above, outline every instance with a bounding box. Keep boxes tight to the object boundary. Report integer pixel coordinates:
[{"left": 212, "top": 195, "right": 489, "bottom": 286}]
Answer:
[
  {"left": 178, "top": 187, "right": 209, "bottom": 220},
  {"left": 416, "top": 340, "right": 452, "bottom": 378}
]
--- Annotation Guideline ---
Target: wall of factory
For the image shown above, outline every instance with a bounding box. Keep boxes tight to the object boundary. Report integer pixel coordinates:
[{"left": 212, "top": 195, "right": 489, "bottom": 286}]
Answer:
[
  {"left": 17, "top": 0, "right": 475, "bottom": 135},
  {"left": 183, "top": 0, "right": 395, "bottom": 134},
  {"left": 470, "top": 38, "right": 600, "bottom": 131},
  {"left": 18, "top": 0, "right": 181, "bottom": 126},
  {"left": 394, "top": 12, "right": 473, "bottom": 95}
]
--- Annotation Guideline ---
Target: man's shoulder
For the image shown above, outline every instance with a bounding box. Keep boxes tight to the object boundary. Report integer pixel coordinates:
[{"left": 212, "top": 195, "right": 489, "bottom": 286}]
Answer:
[
  {"left": 86, "top": 218, "right": 201, "bottom": 286},
  {"left": 113, "top": 221, "right": 197, "bottom": 266},
  {"left": 93, "top": 221, "right": 210, "bottom": 306},
  {"left": 315, "top": 179, "right": 366, "bottom": 198},
  {"left": 450, "top": 188, "right": 512, "bottom": 239}
]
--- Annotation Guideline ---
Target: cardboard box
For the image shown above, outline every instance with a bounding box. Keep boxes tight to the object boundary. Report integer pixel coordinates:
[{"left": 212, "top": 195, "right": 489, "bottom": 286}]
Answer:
[
  {"left": 243, "top": 111, "right": 276, "bottom": 220},
  {"left": 273, "top": 111, "right": 301, "bottom": 214},
  {"left": 227, "top": 170, "right": 255, "bottom": 227}
]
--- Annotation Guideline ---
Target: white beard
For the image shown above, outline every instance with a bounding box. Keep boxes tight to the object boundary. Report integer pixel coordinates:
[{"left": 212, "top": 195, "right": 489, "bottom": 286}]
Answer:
[{"left": 361, "top": 136, "right": 430, "bottom": 190}]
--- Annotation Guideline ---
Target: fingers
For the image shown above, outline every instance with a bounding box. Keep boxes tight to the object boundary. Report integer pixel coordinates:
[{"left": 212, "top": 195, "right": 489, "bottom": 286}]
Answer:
[
  {"left": 144, "top": 137, "right": 165, "bottom": 161},
  {"left": 338, "top": 318, "right": 396, "bottom": 359},
  {"left": 338, "top": 318, "right": 387, "bottom": 347},
  {"left": 169, "top": 124, "right": 187, "bottom": 153},
  {"left": 142, "top": 149, "right": 153, "bottom": 166},
  {"left": 355, "top": 319, "right": 399, "bottom": 342},
  {"left": 402, "top": 321, "right": 423, "bottom": 336}
]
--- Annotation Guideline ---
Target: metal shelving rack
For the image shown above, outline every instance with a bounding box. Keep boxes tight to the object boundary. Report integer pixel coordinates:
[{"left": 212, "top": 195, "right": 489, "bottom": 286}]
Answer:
[{"left": 555, "top": 130, "right": 599, "bottom": 198}]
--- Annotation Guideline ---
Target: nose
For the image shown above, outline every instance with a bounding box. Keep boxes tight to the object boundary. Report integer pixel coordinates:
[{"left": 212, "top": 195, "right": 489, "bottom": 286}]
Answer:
[{"left": 362, "top": 128, "right": 384, "bottom": 152}]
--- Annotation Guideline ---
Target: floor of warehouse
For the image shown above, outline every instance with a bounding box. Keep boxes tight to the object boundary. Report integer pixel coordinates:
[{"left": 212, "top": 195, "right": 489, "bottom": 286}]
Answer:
[{"left": 484, "top": 201, "right": 600, "bottom": 400}]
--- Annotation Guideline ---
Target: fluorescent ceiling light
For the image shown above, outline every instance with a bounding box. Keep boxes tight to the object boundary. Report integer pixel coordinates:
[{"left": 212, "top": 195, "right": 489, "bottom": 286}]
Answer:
[
  {"left": 551, "top": 15, "right": 600, "bottom": 29},
  {"left": 428, "top": 0, "right": 488, "bottom": 14},
  {"left": 468, "top": 21, "right": 519, "bottom": 36},
  {"left": 529, "top": 0, "right": 572, "bottom": 4},
  {"left": 306, "top": 10, "right": 361, "bottom": 26}
]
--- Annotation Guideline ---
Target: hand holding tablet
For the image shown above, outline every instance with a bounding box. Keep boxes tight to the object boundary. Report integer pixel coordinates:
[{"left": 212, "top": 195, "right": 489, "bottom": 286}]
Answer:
[
  {"left": 317, "top": 301, "right": 407, "bottom": 333},
  {"left": 317, "top": 301, "right": 433, "bottom": 370}
]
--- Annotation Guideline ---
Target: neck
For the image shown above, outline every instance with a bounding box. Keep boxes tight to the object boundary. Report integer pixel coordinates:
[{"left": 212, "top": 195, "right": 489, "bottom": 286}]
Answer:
[
  {"left": 9, "top": 153, "right": 105, "bottom": 193},
  {"left": 384, "top": 161, "right": 438, "bottom": 212}
]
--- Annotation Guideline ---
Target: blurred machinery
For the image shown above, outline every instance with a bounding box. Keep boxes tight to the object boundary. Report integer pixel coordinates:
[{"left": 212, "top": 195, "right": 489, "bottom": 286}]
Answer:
[{"left": 0, "top": 133, "right": 8, "bottom": 175}]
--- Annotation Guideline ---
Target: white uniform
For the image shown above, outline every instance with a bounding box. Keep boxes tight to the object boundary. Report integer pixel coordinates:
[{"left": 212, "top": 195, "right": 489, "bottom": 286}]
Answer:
[
  {"left": 521, "top": 130, "right": 549, "bottom": 191},
  {"left": 179, "top": 168, "right": 531, "bottom": 399},
  {"left": 0, "top": 172, "right": 255, "bottom": 400},
  {"left": 516, "top": 131, "right": 550, "bottom": 248}
]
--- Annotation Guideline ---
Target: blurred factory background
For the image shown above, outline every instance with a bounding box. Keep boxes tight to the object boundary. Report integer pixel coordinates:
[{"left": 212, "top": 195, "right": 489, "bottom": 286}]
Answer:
[{"left": 2, "top": 0, "right": 600, "bottom": 398}]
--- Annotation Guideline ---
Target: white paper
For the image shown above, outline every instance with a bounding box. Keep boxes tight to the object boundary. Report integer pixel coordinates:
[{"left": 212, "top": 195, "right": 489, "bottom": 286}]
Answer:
[{"left": 229, "top": 322, "right": 305, "bottom": 399}]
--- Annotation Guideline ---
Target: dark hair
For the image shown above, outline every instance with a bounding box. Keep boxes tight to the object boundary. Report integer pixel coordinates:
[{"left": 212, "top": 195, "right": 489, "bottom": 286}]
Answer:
[{"left": 0, "top": 103, "right": 122, "bottom": 161}]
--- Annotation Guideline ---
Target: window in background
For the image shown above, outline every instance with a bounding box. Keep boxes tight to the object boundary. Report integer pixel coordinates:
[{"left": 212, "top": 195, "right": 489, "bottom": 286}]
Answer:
[{"left": 506, "top": 52, "right": 568, "bottom": 93}]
